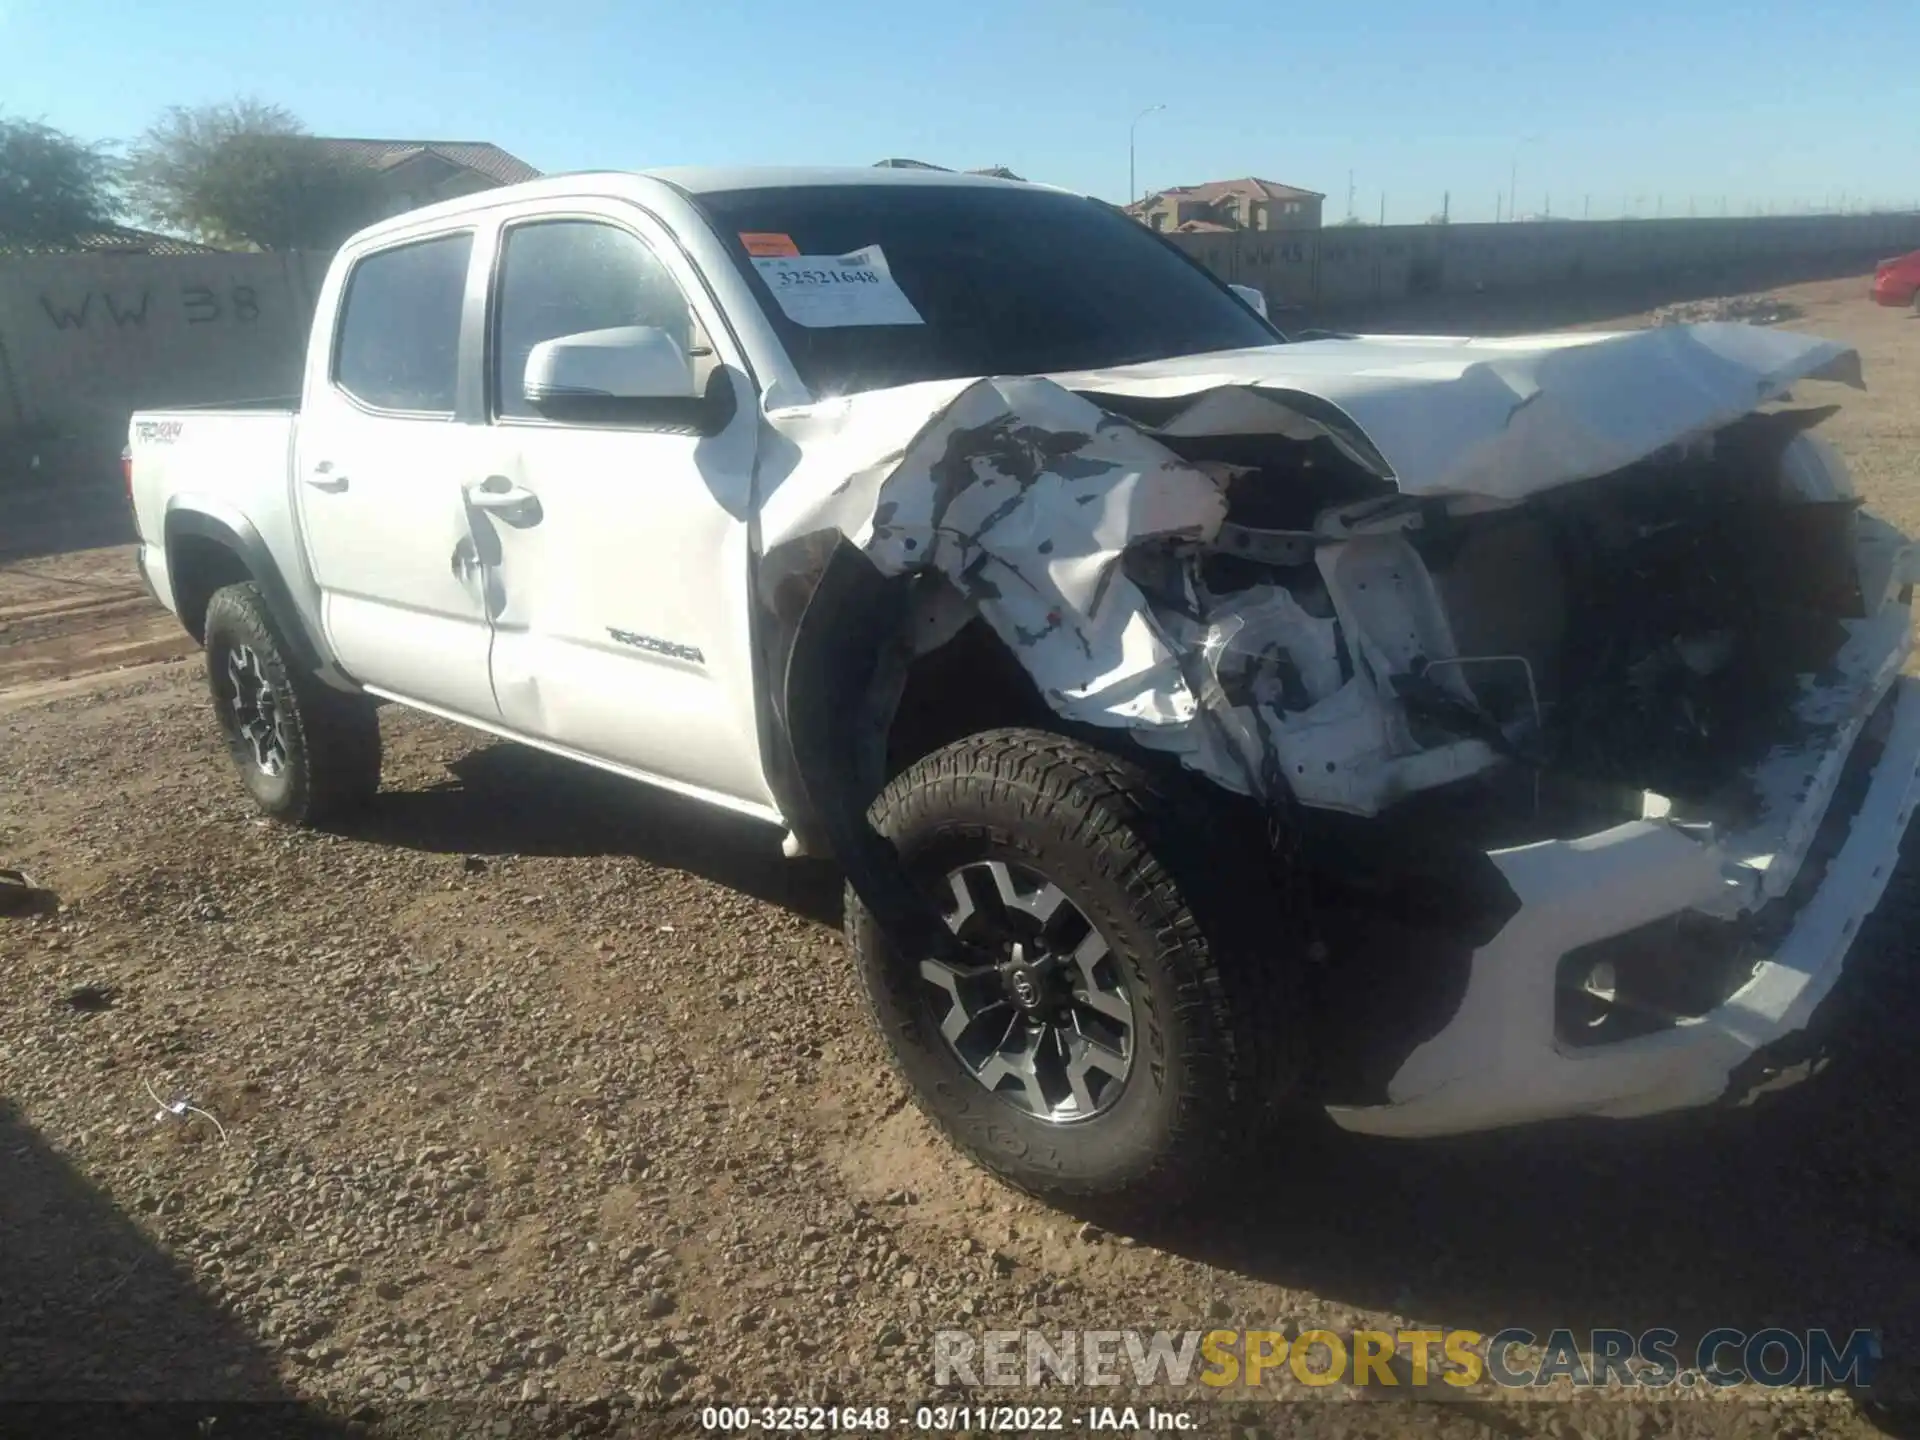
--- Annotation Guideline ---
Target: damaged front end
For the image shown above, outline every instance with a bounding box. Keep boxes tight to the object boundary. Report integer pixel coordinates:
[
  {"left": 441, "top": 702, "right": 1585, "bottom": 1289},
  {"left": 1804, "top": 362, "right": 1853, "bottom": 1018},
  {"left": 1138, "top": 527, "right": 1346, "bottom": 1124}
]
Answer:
[
  {"left": 1270, "top": 423, "right": 1920, "bottom": 1134},
  {"left": 758, "top": 321, "right": 1920, "bottom": 1136}
]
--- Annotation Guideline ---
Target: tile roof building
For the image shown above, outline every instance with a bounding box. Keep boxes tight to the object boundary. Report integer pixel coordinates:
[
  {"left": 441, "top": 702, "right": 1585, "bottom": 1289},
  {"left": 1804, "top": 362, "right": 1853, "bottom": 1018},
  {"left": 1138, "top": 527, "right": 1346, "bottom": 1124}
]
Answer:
[{"left": 1127, "top": 177, "right": 1324, "bottom": 233}]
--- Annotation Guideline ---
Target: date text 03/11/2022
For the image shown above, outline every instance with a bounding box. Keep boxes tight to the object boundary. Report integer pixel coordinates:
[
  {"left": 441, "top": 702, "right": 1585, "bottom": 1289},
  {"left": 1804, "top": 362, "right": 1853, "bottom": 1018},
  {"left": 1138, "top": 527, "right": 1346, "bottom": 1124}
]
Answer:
[{"left": 698, "top": 1404, "right": 1198, "bottom": 1432}]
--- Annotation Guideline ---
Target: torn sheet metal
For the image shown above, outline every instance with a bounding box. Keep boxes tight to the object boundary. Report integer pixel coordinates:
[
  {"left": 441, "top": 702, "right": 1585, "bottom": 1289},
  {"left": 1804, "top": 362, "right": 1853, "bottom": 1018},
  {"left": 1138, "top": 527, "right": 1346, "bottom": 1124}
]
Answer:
[
  {"left": 1141, "top": 559, "right": 1499, "bottom": 811},
  {"left": 763, "top": 375, "right": 1223, "bottom": 737},
  {"left": 761, "top": 372, "right": 1479, "bottom": 810},
  {"left": 757, "top": 324, "right": 1865, "bottom": 810}
]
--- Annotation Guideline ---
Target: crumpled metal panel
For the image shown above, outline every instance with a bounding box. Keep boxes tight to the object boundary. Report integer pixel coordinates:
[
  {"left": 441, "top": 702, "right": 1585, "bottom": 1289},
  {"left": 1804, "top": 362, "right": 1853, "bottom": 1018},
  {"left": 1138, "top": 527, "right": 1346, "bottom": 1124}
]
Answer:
[
  {"left": 765, "top": 376, "right": 1222, "bottom": 736},
  {"left": 758, "top": 324, "right": 1863, "bottom": 808},
  {"left": 1055, "top": 321, "right": 1861, "bottom": 499}
]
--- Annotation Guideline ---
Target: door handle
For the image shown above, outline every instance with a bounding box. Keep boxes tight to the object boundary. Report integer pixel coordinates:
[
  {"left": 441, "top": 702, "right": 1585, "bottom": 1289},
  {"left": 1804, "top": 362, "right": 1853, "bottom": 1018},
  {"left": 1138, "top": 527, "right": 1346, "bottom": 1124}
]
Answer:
[
  {"left": 305, "top": 462, "right": 349, "bottom": 493},
  {"left": 465, "top": 476, "right": 542, "bottom": 525}
]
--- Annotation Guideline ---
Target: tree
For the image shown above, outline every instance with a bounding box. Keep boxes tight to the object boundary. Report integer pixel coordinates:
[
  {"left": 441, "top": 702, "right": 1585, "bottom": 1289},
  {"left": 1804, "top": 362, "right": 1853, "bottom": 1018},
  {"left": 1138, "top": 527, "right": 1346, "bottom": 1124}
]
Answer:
[
  {"left": 0, "top": 117, "right": 120, "bottom": 246},
  {"left": 125, "top": 99, "right": 382, "bottom": 251}
]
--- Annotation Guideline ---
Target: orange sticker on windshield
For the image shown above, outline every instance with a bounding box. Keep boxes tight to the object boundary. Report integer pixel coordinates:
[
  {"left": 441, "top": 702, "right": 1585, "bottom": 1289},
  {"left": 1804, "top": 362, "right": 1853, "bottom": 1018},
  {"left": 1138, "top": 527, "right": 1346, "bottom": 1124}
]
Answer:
[{"left": 740, "top": 232, "right": 800, "bottom": 257}]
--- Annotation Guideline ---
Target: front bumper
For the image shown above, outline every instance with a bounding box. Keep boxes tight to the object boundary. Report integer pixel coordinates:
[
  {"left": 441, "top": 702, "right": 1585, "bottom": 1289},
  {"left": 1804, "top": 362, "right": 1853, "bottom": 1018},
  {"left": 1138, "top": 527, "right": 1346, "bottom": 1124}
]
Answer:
[{"left": 1328, "top": 655, "right": 1920, "bottom": 1139}]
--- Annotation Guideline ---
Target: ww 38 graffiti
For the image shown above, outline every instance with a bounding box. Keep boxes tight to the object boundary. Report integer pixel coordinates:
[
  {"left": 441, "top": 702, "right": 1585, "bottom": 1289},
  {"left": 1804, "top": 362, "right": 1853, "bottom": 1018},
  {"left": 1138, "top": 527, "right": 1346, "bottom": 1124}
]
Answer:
[{"left": 37, "top": 283, "right": 263, "bottom": 331}]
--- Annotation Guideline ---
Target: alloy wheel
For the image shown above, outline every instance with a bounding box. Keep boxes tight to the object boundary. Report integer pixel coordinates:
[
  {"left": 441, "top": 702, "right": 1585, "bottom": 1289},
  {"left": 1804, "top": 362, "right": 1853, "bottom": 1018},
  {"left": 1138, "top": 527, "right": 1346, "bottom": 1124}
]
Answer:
[
  {"left": 225, "top": 643, "right": 288, "bottom": 776},
  {"left": 918, "top": 860, "right": 1136, "bottom": 1123}
]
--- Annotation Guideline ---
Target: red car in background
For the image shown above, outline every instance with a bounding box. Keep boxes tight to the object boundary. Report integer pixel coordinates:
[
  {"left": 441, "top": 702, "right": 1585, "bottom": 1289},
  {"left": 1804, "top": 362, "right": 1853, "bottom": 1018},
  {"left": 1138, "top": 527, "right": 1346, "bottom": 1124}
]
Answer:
[{"left": 1872, "top": 250, "right": 1920, "bottom": 309}]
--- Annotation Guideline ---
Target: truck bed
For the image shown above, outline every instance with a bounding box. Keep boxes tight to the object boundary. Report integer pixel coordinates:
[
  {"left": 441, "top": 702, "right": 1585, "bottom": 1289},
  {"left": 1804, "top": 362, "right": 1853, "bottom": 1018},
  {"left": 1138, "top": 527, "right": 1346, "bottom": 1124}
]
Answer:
[{"left": 127, "top": 406, "right": 302, "bottom": 627}]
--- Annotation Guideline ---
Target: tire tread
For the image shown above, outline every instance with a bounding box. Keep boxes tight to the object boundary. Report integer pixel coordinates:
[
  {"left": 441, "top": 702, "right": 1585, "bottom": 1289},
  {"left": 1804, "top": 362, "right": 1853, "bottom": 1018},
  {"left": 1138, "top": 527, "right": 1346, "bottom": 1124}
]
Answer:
[
  {"left": 849, "top": 726, "right": 1303, "bottom": 1208},
  {"left": 203, "top": 582, "right": 380, "bottom": 826}
]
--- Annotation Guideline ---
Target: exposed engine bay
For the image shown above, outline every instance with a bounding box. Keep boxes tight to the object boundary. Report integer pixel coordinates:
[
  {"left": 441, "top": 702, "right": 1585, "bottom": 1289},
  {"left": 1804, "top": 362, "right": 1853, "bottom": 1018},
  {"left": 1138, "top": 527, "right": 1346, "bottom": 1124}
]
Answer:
[{"left": 1136, "top": 405, "right": 1901, "bottom": 842}]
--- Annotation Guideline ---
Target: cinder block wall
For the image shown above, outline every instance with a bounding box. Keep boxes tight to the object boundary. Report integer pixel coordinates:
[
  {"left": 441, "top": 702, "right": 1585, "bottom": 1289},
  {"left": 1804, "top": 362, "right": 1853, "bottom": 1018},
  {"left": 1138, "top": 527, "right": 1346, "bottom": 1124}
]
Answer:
[
  {"left": 0, "top": 251, "right": 330, "bottom": 480},
  {"left": 1178, "top": 212, "right": 1920, "bottom": 313}
]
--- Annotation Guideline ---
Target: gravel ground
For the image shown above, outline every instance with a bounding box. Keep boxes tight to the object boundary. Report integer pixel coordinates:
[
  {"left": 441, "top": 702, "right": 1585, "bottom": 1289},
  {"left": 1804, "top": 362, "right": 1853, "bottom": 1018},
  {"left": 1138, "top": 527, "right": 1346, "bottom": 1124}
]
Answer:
[
  {"left": 0, "top": 537, "right": 193, "bottom": 695},
  {"left": 1648, "top": 294, "right": 1804, "bottom": 326},
  {"left": 4, "top": 274, "right": 1919, "bottom": 1438}
]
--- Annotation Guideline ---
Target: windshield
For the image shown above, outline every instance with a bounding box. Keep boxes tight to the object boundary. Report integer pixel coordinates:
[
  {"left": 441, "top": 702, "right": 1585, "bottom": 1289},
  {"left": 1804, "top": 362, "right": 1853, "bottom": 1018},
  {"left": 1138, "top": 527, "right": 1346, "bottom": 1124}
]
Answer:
[{"left": 690, "top": 183, "right": 1279, "bottom": 397}]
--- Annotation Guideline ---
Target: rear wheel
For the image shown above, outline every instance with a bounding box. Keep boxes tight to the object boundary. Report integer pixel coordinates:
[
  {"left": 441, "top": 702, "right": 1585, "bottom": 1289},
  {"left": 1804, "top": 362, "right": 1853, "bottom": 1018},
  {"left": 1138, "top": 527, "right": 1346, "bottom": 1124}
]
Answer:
[
  {"left": 203, "top": 582, "right": 381, "bottom": 825},
  {"left": 847, "top": 727, "right": 1304, "bottom": 1208}
]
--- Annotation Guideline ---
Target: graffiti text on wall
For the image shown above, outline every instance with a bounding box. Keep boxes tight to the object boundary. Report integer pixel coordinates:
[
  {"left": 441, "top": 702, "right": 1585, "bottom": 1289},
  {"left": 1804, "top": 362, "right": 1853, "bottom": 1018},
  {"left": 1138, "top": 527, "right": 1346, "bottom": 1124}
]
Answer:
[{"left": 39, "top": 285, "right": 263, "bottom": 332}]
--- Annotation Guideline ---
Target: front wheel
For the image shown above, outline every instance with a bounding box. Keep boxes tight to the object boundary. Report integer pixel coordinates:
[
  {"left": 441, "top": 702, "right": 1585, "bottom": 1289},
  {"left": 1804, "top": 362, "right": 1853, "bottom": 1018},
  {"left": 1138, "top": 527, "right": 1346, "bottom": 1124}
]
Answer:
[
  {"left": 203, "top": 582, "right": 381, "bottom": 825},
  {"left": 847, "top": 728, "right": 1305, "bottom": 1208}
]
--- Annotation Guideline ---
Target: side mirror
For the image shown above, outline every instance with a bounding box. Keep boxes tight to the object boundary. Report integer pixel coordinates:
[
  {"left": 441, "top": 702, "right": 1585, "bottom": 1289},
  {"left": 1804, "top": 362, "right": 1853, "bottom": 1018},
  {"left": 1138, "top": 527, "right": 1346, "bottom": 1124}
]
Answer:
[
  {"left": 1227, "top": 283, "right": 1270, "bottom": 320},
  {"left": 523, "top": 325, "right": 697, "bottom": 408}
]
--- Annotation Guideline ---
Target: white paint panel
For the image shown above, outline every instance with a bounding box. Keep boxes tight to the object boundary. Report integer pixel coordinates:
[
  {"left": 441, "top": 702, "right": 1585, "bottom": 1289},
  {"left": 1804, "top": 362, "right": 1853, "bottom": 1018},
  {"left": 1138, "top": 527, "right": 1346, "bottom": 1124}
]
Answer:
[
  {"left": 476, "top": 207, "right": 771, "bottom": 809},
  {"left": 293, "top": 410, "right": 502, "bottom": 721},
  {"left": 481, "top": 414, "right": 772, "bottom": 807}
]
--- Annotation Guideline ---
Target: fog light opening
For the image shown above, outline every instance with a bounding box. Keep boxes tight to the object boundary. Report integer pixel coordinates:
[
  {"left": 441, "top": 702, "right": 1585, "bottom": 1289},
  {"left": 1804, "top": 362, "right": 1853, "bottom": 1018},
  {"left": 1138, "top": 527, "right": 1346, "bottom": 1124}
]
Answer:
[
  {"left": 1579, "top": 959, "right": 1618, "bottom": 1023},
  {"left": 1558, "top": 956, "right": 1621, "bottom": 1034}
]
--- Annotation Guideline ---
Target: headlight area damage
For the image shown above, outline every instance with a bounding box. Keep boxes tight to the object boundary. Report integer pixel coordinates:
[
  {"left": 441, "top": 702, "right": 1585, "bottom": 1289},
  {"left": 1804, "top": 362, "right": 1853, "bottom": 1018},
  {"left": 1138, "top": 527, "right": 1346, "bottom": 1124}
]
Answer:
[{"left": 760, "top": 322, "right": 1920, "bottom": 1137}]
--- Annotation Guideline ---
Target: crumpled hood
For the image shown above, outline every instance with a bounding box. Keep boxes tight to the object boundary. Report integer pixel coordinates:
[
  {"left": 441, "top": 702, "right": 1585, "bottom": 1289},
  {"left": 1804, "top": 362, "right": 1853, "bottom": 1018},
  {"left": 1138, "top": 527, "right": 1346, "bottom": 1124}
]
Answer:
[{"left": 1052, "top": 321, "right": 1861, "bottom": 500}]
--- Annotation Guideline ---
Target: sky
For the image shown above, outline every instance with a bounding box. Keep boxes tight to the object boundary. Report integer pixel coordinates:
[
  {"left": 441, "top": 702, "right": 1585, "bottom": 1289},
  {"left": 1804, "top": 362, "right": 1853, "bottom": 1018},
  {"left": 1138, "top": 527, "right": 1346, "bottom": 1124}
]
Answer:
[{"left": 3, "top": 0, "right": 1917, "bottom": 225}]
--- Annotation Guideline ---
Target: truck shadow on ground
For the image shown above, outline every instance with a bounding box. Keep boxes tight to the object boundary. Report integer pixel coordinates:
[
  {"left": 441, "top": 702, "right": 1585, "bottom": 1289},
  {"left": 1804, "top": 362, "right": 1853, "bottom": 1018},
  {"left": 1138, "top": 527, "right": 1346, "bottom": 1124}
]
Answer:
[
  {"left": 1115, "top": 831, "right": 1920, "bottom": 1423},
  {"left": 0, "top": 1100, "right": 345, "bottom": 1430},
  {"left": 336, "top": 738, "right": 845, "bottom": 928}
]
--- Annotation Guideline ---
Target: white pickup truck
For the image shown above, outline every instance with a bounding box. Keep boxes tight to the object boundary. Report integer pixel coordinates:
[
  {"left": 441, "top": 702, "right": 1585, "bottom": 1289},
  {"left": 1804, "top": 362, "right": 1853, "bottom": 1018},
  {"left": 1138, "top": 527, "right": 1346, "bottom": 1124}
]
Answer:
[{"left": 130, "top": 165, "right": 1920, "bottom": 1206}]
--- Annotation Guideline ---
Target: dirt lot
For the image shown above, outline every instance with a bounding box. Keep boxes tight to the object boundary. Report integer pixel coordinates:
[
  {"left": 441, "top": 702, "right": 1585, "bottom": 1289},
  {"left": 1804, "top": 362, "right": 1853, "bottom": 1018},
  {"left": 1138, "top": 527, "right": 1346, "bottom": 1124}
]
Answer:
[
  {"left": 0, "top": 542, "right": 195, "bottom": 699},
  {"left": 4, "top": 275, "right": 1920, "bottom": 1438}
]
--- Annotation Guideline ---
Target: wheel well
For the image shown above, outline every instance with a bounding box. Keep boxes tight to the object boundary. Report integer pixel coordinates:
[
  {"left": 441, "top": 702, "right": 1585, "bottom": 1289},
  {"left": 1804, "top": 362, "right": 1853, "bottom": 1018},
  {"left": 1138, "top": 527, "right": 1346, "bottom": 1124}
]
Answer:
[
  {"left": 884, "top": 618, "right": 1056, "bottom": 781},
  {"left": 168, "top": 534, "right": 255, "bottom": 643}
]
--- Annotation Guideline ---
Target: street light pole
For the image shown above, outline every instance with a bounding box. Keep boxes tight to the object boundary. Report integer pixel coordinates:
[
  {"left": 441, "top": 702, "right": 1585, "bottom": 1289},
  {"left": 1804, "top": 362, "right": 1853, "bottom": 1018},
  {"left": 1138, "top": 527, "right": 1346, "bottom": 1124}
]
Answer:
[
  {"left": 1509, "top": 134, "right": 1540, "bottom": 221},
  {"left": 1129, "top": 104, "right": 1165, "bottom": 205}
]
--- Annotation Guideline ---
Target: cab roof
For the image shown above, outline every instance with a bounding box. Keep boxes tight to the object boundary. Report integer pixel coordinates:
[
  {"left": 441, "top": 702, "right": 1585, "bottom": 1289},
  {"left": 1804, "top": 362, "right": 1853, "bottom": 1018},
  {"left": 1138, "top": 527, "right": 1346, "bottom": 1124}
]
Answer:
[
  {"left": 642, "top": 165, "right": 1042, "bottom": 194},
  {"left": 346, "top": 165, "right": 1067, "bottom": 248}
]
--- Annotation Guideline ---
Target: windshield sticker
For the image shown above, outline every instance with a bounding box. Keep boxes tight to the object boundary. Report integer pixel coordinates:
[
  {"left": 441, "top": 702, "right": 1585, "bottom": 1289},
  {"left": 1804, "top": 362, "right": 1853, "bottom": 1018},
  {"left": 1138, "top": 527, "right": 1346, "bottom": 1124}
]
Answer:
[
  {"left": 750, "top": 245, "right": 925, "bottom": 328},
  {"left": 739, "top": 231, "right": 800, "bottom": 258}
]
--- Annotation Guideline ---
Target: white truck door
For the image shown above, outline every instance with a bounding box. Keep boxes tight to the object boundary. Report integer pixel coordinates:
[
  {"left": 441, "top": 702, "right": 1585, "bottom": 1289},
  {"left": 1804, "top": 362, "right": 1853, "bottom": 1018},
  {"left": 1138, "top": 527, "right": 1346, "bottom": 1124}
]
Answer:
[
  {"left": 473, "top": 213, "right": 774, "bottom": 814},
  {"left": 294, "top": 229, "right": 503, "bottom": 721}
]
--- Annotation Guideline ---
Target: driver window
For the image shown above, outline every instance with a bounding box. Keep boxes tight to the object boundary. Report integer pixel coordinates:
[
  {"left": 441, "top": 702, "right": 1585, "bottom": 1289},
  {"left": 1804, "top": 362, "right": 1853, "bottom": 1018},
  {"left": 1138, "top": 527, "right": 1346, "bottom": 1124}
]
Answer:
[{"left": 491, "top": 219, "right": 717, "bottom": 420}]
